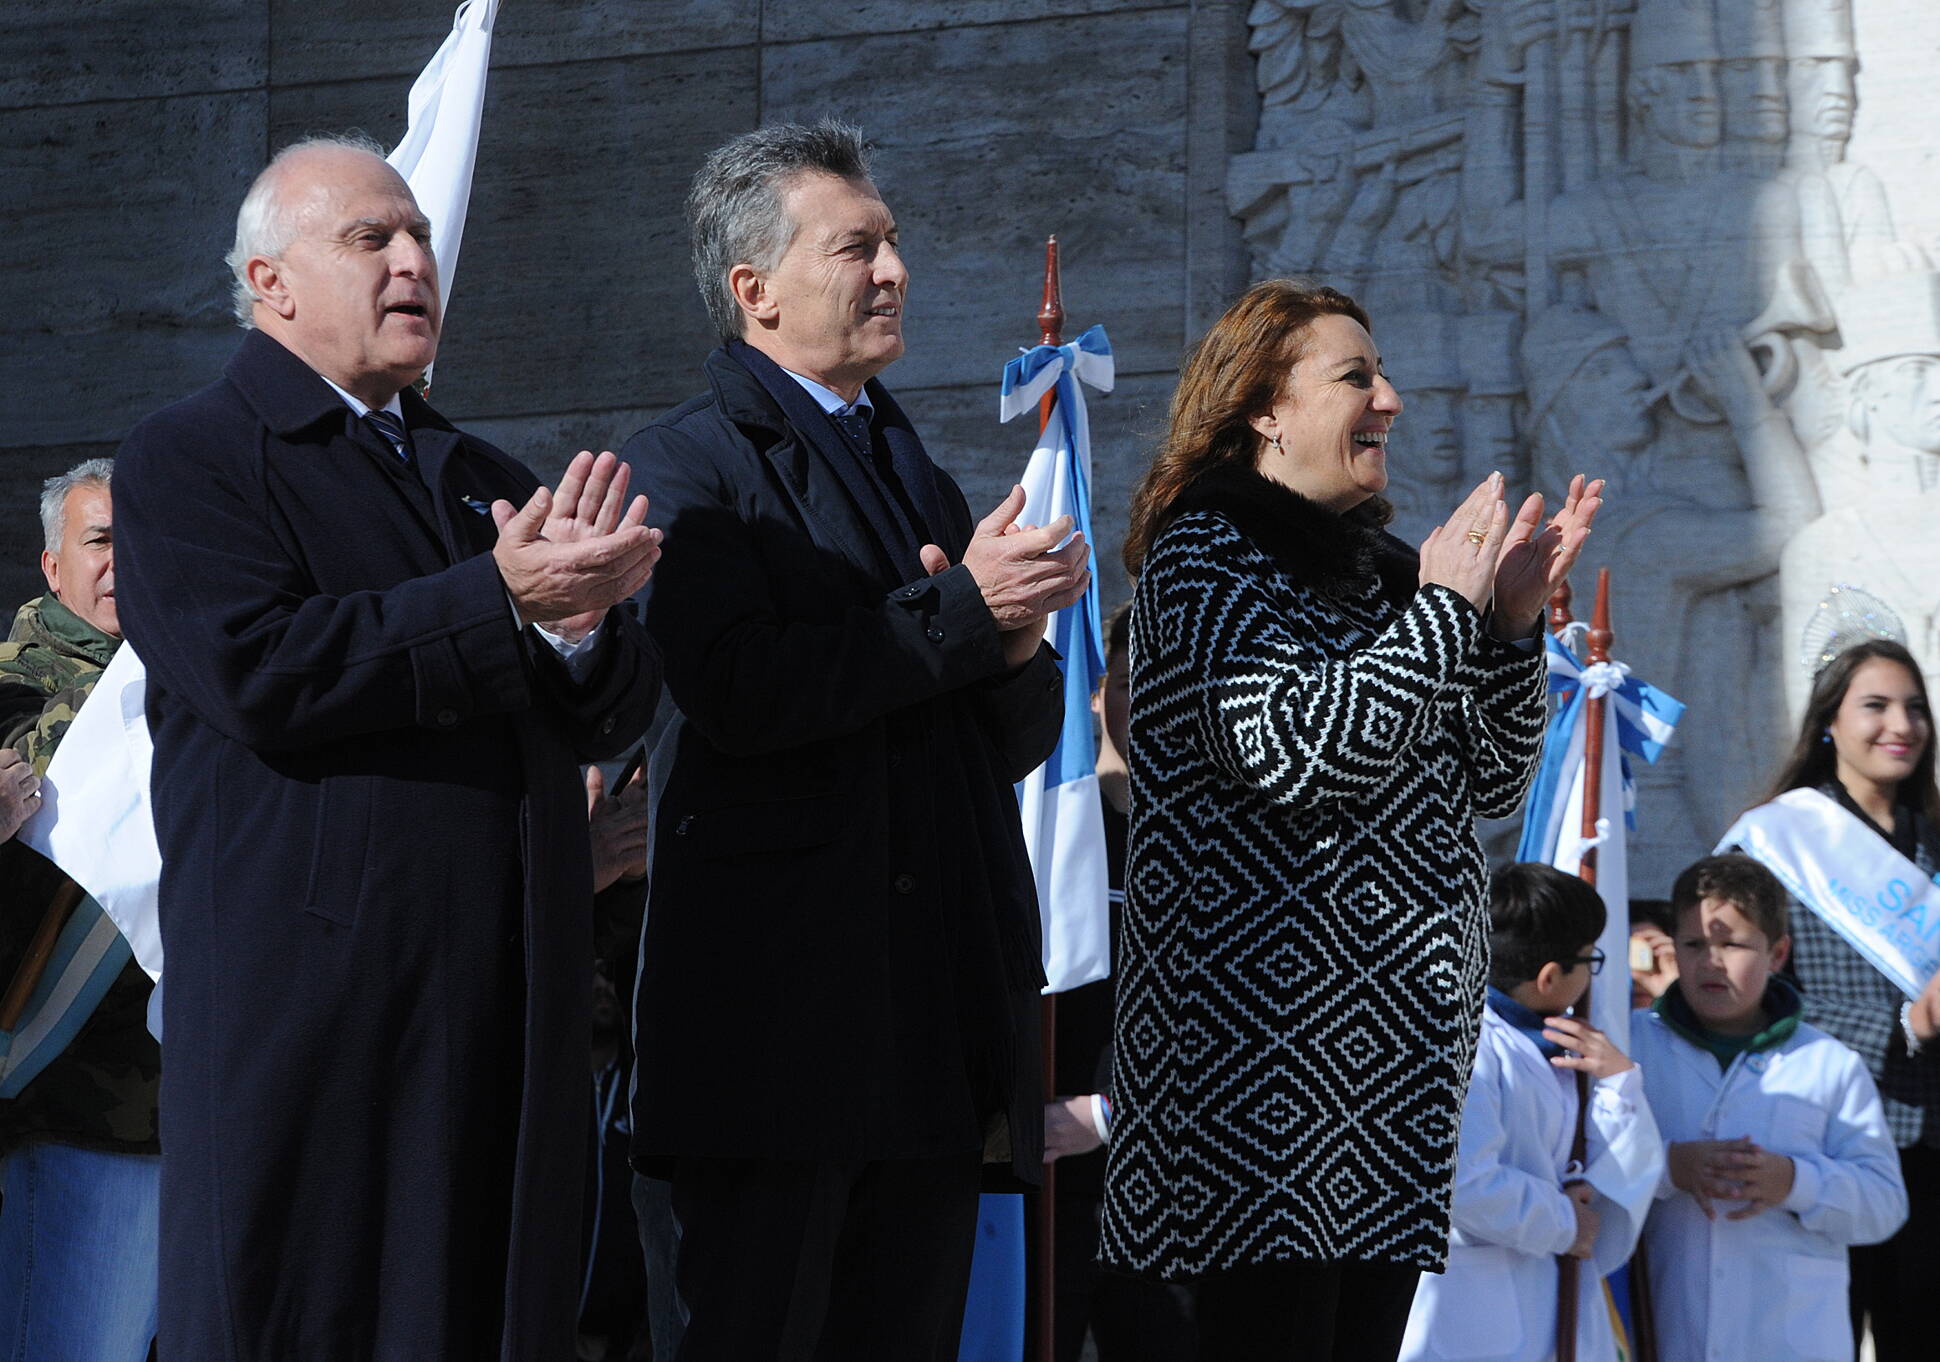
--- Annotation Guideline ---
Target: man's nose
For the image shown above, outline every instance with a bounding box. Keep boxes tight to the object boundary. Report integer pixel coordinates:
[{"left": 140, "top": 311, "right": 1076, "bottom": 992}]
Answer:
[
  {"left": 391, "top": 232, "right": 435, "bottom": 278},
  {"left": 876, "top": 243, "right": 908, "bottom": 290}
]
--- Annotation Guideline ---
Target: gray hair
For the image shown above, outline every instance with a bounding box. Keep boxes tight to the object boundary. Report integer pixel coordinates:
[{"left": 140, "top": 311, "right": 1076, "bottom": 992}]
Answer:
[
  {"left": 687, "top": 120, "right": 872, "bottom": 340},
  {"left": 41, "top": 458, "right": 114, "bottom": 554},
  {"left": 226, "top": 132, "right": 390, "bottom": 328}
]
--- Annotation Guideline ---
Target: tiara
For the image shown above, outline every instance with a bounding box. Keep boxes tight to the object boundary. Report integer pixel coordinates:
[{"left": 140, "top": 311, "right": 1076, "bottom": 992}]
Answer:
[{"left": 1800, "top": 584, "right": 1908, "bottom": 679}]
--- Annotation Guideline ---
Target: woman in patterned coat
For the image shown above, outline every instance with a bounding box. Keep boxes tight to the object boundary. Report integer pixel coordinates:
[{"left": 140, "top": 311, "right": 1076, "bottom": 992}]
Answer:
[{"left": 1099, "top": 280, "right": 1600, "bottom": 1361}]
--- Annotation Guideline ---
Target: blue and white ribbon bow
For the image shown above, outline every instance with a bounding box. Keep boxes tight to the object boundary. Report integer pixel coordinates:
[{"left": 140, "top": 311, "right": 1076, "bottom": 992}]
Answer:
[
  {"left": 1004, "top": 325, "right": 1114, "bottom": 994},
  {"left": 1517, "top": 629, "right": 1685, "bottom": 859}
]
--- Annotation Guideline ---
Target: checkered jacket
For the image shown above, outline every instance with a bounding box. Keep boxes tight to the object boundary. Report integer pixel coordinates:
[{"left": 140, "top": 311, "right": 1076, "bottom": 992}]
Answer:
[{"left": 1762, "top": 786, "right": 1940, "bottom": 1148}]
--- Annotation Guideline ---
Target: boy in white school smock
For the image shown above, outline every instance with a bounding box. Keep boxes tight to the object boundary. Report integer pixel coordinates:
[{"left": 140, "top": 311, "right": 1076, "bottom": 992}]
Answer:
[
  {"left": 1401, "top": 864, "right": 1663, "bottom": 1362},
  {"left": 1633, "top": 854, "right": 1907, "bottom": 1362}
]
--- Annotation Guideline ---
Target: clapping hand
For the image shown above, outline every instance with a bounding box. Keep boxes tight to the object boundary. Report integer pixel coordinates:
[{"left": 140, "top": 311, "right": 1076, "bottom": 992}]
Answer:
[
  {"left": 1420, "top": 473, "right": 1511, "bottom": 613},
  {"left": 493, "top": 450, "right": 662, "bottom": 642},
  {"left": 920, "top": 484, "right": 1090, "bottom": 669},
  {"left": 586, "top": 759, "right": 649, "bottom": 893},
  {"left": 1489, "top": 474, "right": 1604, "bottom": 639}
]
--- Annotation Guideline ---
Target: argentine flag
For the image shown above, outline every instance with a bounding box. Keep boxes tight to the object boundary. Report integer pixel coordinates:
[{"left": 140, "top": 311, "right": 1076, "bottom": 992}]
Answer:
[
  {"left": 1516, "top": 628, "right": 1684, "bottom": 1048},
  {"left": 1001, "top": 325, "right": 1114, "bottom": 994}
]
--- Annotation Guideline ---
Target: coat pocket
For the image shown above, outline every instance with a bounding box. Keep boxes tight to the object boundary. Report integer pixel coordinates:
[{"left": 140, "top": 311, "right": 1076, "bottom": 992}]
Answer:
[
  {"left": 1426, "top": 1244, "right": 1522, "bottom": 1358},
  {"left": 304, "top": 777, "right": 374, "bottom": 926},
  {"left": 1780, "top": 1254, "right": 1849, "bottom": 1362}
]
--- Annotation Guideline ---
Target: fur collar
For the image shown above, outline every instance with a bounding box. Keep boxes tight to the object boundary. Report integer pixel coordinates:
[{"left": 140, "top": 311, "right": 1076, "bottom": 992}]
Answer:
[{"left": 1162, "top": 460, "right": 1419, "bottom": 607}]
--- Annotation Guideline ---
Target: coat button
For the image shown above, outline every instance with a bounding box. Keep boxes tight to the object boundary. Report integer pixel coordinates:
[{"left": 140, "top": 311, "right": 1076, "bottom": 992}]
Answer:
[
  {"left": 435, "top": 708, "right": 459, "bottom": 727},
  {"left": 892, "top": 872, "right": 916, "bottom": 895},
  {"left": 926, "top": 625, "right": 945, "bottom": 644},
  {"left": 599, "top": 715, "right": 616, "bottom": 735}
]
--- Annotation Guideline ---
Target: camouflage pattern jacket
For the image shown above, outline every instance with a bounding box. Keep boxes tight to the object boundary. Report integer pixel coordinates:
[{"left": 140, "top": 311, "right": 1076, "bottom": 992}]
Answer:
[{"left": 0, "top": 594, "right": 158, "bottom": 1155}]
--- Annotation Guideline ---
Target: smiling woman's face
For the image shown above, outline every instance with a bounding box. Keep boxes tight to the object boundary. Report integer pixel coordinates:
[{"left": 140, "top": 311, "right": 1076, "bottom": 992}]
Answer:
[
  {"left": 1249, "top": 313, "right": 1403, "bottom": 513},
  {"left": 1829, "top": 656, "right": 1932, "bottom": 796}
]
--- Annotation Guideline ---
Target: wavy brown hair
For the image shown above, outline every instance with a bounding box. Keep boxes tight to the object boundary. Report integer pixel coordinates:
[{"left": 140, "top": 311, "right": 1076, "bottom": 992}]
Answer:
[
  {"left": 1122, "top": 278, "right": 1375, "bottom": 575},
  {"left": 1766, "top": 639, "right": 1940, "bottom": 824}
]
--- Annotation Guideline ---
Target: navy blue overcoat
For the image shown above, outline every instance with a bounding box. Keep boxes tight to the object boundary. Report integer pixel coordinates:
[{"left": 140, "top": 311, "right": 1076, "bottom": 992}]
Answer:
[{"left": 114, "top": 330, "right": 660, "bottom": 1362}]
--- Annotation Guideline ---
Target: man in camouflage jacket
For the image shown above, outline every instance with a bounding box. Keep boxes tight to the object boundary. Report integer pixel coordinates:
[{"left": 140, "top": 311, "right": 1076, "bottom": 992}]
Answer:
[{"left": 0, "top": 459, "right": 160, "bottom": 1361}]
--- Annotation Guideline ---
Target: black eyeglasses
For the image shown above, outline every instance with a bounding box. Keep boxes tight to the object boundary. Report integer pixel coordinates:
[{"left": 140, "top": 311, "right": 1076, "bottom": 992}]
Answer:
[{"left": 1556, "top": 949, "right": 1606, "bottom": 976}]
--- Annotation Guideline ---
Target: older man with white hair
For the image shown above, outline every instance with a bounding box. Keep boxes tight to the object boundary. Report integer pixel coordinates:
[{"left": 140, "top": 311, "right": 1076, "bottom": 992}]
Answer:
[{"left": 112, "top": 134, "right": 662, "bottom": 1360}]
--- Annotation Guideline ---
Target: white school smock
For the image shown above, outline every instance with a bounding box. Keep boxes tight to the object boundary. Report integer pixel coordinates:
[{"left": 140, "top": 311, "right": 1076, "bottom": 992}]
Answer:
[
  {"left": 1630, "top": 1008, "right": 1907, "bottom": 1362},
  {"left": 1400, "top": 1005, "right": 1664, "bottom": 1362}
]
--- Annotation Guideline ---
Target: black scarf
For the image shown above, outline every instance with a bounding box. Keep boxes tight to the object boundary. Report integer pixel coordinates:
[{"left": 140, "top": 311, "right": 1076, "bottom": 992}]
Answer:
[{"left": 1159, "top": 460, "right": 1420, "bottom": 608}]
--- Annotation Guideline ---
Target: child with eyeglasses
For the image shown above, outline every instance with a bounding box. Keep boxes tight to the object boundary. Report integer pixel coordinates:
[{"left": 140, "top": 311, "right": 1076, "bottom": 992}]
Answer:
[
  {"left": 1401, "top": 863, "right": 1662, "bottom": 1361},
  {"left": 1630, "top": 853, "right": 1906, "bottom": 1362}
]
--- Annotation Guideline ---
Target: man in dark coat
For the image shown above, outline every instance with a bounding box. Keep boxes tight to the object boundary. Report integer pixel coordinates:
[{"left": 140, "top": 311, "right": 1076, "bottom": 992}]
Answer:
[
  {"left": 112, "top": 136, "right": 663, "bottom": 1362},
  {"left": 622, "top": 120, "right": 1089, "bottom": 1361}
]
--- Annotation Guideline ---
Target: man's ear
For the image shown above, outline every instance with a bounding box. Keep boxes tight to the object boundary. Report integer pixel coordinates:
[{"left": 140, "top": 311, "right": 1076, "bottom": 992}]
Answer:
[
  {"left": 39, "top": 548, "right": 60, "bottom": 599},
  {"left": 246, "top": 256, "right": 296, "bottom": 321},
  {"left": 728, "top": 263, "right": 777, "bottom": 329},
  {"left": 1770, "top": 933, "right": 1792, "bottom": 974}
]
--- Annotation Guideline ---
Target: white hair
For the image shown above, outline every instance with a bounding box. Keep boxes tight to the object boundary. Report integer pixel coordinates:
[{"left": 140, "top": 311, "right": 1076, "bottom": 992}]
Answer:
[
  {"left": 225, "top": 132, "right": 389, "bottom": 328},
  {"left": 40, "top": 458, "right": 113, "bottom": 554}
]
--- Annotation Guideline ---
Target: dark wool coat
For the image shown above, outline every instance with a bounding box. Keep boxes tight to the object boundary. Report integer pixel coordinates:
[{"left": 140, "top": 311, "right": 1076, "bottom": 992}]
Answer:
[
  {"left": 621, "top": 345, "right": 1061, "bottom": 1181},
  {"left": 114, "top": 331, "right": 660, "bottom": 1362},
  {"left": 1100, "top": 464, "right": 1548, "bottom": 1279}
]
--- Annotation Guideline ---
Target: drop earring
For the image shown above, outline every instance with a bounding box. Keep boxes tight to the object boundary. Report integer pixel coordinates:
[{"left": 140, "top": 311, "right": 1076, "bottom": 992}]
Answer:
[{"left": 1822, "top": 730, "right": 1832, "bottom": 745}]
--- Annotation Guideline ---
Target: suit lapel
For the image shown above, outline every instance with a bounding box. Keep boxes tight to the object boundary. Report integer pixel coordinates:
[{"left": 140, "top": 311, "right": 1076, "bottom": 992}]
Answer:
[
  {"left": 760, "top": 431, "right": 902, "bottom": 583},
  {"left": 410, "top": 426, "right": 474, "bottom": 565}
]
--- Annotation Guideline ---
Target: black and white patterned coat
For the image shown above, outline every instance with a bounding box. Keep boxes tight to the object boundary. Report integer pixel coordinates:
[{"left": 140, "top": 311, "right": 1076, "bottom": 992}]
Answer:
[{"left": 1100, "top": 465, "right": 1548, "bottom": 1280}]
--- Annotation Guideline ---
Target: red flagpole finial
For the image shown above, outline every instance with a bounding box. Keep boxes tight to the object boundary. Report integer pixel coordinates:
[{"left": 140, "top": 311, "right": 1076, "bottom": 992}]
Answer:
[{"left": 1038, "top": 236, "right": 1063, "bottom": 348}]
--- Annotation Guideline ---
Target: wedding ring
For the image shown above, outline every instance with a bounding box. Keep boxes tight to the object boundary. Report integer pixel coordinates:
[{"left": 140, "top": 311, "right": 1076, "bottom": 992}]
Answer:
[{"left": 1464, "top": 528, "right": 1487, "bottom": 545}]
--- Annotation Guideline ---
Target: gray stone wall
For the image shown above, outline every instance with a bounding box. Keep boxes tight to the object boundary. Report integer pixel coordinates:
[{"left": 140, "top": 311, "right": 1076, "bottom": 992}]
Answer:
[{"left": 0, "top": 1, "right": 1256, "bottom": 614}]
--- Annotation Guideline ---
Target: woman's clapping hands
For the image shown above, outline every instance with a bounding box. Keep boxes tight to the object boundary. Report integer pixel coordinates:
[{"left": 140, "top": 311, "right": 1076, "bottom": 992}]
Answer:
[{"left": 1420, "top": 473, "right": 1604, "bottom": 638}]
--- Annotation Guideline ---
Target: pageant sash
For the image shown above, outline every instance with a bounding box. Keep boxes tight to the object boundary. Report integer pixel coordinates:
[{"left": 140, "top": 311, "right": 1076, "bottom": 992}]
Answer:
[{"left": 1716, "top": 788, "right": 1940, "bottom": 999}]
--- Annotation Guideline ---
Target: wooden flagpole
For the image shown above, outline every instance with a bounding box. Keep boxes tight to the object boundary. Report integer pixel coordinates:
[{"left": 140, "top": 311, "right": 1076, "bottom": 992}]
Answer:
[
  {"left": 1556, "top": 570, "right": 1608, "bottom": 1362},
  {"left": 0, "top": 880, "right": 86, "bottom": 1032},
  {"left": 1033, "top": 235, "right": 1063, "bottom": 1362},
  {"left": 1549, "top": 572, "right": 1659, "bottom": 1362}
]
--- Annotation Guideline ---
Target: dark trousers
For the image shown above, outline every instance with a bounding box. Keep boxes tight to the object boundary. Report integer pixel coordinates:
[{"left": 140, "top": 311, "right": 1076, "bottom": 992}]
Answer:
[
  {"left": 1851, "top": 1142, "right": 1940, "bottom": 1362},
  {"left": 1047, "top": 1192, "right": 1196, "bottom": 1362},
  {"left": 669, "top": 1151, "right": 983, "bottom": 1362},
  {"left": 1195, "top": 1259, "right": 1418, "bottom": 1362}
]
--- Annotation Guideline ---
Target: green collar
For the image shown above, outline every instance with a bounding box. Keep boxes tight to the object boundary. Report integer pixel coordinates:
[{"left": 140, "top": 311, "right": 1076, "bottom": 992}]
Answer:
[
  {"left": 1652, "top": 977, "right": 1803, "bottom": 1072},
  {"left": 11, "top": 595, "right": 118, "bottom": 668}
]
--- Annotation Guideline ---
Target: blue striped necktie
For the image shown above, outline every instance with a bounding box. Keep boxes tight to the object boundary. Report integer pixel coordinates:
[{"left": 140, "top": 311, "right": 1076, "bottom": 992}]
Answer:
[{"left": 364, "top": 408, "right": 413, "bottom": 464}]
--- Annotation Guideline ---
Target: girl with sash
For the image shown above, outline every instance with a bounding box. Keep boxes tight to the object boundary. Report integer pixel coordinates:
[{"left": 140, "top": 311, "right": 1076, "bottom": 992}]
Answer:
[{"left": 1717, "top": 639, "right": 1940, "bottom": 1361}]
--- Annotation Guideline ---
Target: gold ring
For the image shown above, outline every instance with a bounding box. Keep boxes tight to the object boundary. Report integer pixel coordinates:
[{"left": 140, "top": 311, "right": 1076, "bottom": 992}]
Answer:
[{"left": 1464, "top": 528, "right": 1487, "bottom": 545}]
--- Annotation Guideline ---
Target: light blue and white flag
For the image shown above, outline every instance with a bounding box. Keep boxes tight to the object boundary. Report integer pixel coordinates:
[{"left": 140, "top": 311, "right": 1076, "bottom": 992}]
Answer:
[
  {"left": 1516, "top": 627, "right": 1685, "bottom": 1047},
  {"left": 15, "top": 0, "right": 504, "bottom": 1044},
  {"left": 1002, "top": 324, "right": 1114, "bottom": 994}
]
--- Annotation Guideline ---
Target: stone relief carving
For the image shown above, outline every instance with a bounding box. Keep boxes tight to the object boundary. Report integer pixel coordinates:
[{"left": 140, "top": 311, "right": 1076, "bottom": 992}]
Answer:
[{"left": 1228, "top": 0, "right": 1940, "bottom": 891}]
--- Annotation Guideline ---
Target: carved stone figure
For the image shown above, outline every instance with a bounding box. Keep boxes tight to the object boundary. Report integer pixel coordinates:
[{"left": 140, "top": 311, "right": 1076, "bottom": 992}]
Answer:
[
  {"left": 1781, "top": 265, "right": 1940, "bottom": 714},
  {"left": 1228, "top": 0, "right": 1938, "bottom": 891},
  {"left": 1524, "top": 306, "right": 1818, "bottom": 859}
]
